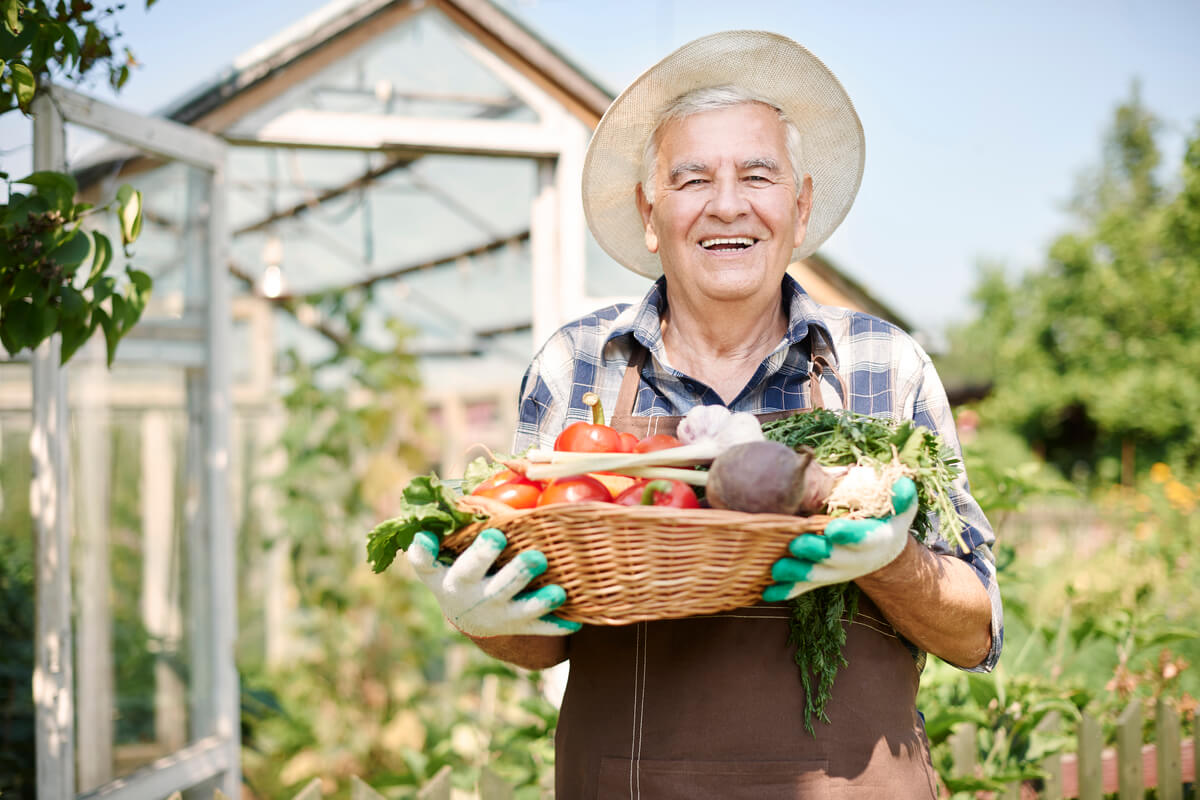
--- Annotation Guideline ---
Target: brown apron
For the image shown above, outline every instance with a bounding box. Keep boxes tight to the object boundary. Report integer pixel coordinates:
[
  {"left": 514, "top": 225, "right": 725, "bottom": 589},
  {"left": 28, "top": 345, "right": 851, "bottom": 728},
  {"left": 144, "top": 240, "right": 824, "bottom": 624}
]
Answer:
[{"left": 553, "top": 348, "right": 939, "bottom": 799}]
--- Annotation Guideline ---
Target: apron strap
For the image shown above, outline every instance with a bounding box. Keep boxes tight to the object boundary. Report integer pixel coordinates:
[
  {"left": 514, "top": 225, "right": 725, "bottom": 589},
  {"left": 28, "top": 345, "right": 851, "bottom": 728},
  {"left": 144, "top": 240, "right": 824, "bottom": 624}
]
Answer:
[{"left": 613, "top": 346, "right": 648, "bottom": 420}]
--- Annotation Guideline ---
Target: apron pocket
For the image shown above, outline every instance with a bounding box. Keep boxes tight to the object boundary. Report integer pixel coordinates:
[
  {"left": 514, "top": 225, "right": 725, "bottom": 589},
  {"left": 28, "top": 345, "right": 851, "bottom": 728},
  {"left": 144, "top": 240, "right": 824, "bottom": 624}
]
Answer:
[{"left": 596, "top": 756, "right": 831, "bottom": 800}]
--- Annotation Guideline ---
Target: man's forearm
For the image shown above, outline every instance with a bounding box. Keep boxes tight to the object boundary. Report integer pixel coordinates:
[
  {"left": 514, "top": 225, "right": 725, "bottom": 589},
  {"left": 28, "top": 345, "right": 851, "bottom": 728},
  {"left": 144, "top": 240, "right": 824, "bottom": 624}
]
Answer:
[
  {"left": 855, "top": 536, "right": 992, "bottom": 668},
  {"left": 466, "top": 633, "right": 570, "bottom": 670}
]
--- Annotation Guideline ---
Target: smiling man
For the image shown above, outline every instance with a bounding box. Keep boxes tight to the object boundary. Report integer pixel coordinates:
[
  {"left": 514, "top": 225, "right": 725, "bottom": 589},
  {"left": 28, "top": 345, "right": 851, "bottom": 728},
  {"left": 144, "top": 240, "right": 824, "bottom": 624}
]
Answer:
[{"left": 408, "top": 31, "right": 1003, "bottom": 799}]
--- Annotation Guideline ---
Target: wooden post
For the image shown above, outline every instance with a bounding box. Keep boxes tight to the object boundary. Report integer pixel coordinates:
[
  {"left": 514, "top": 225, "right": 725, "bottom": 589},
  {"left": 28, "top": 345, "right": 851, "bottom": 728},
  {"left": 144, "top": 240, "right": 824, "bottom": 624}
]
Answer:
[
  {"left": 1155, "top": 699, "right": 1182, "bottom": 800},
  {"left": 31, "top": 89, "right": 75, "bottom": 800},
  {"left": 479, "top": 765, "right": 515, "bottom": 800},
  {"left": 949, "top": 722, "right": 977, "bottom": 780},
  {"left": 349, "top": 775, "right": 386, "bottom": 799},
  {"left": 1077, "top": 711, "right": 1103, "bottom": 800},
  {"left": 1039, "top": 711, "right": 1064, "bottom": 800},
  {"left": 1116, "top": 700, "right": 1143, "bottom": 799},
  {"left": 417, "top": 765, "right": 452, "bottom": 800},
  {"left": 141, "top": 410, "right": 187, "bottom": 753},
  {"left": 529, "top": 158, "right": 560, "bottom": 351},
  {"left": 75, "top": 344, "right": 114, "bottom": 789},
  {"left": 292, "top": 778, "right": 324, "bottom": 800}
]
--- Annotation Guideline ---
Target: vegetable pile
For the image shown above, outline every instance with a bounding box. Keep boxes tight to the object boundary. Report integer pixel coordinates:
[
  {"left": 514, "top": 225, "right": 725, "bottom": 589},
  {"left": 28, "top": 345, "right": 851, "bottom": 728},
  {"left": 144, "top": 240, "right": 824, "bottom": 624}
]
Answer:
[{"left": 367, "top": 403, "right": 966, "bottom": 732}]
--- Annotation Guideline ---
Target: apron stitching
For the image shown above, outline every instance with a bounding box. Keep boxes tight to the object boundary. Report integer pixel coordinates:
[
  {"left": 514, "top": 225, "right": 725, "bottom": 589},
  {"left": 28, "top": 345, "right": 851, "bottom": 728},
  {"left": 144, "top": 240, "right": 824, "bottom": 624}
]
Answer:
[
  {"left": 636, "top": 622, "right": 648, "bottom": 799},
  {"left": 848, "top": 619, "right": 898, "bottom": 639},
  {"left": 687, "top": 613, "right": 793, "bottom": 620},
  {"left": 629, "top": 621, "right": 641, "bottom": 800}
]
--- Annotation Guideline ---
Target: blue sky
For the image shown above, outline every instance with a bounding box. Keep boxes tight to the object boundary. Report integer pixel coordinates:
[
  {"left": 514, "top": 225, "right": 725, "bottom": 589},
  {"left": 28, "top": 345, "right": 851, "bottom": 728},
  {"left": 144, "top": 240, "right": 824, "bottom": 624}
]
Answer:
[{"left": 5, "top": 0, "right": 1199, "bottom": 335}]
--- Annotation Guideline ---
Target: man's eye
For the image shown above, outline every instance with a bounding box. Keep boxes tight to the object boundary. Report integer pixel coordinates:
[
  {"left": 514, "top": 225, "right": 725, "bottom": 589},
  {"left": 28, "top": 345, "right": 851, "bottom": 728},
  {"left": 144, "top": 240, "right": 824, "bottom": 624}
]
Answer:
[
  {"left": 745, "top": 175, "right": 771, "bottom": 183},
  {"left": 682, "top": 178, "right": 707, "bottom": 187}
]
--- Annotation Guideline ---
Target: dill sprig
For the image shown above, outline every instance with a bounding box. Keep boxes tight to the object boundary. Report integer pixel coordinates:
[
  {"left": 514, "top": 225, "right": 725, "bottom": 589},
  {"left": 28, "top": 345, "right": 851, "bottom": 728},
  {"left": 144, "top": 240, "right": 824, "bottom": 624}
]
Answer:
[{"left": 762, "top": 409, "right": 966, "bottom": 732}]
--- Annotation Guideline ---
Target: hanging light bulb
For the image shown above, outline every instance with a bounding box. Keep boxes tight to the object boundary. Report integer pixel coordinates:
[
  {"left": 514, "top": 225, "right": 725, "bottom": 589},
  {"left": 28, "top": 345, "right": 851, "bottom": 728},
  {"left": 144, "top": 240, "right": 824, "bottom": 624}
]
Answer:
[
  {"left": 261, "top": 264, "right": 284, "bottom": 299},
  {"left": 260, "top": 234, "right": 285, "bottom": 298}
]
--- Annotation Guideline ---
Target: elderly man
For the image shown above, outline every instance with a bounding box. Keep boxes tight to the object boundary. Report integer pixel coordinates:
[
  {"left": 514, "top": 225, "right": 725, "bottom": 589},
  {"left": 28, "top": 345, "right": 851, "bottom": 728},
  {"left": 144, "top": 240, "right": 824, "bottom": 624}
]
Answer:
[{"left": 408, "top": 30, "right": 1002, "bottom": 798}]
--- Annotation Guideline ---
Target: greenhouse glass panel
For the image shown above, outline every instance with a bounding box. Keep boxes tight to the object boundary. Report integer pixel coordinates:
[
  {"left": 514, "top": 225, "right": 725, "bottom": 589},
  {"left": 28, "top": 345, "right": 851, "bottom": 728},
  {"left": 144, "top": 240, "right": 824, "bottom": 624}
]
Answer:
[{"left": 225, "top": 5, "right": 536, "bottom": 142}]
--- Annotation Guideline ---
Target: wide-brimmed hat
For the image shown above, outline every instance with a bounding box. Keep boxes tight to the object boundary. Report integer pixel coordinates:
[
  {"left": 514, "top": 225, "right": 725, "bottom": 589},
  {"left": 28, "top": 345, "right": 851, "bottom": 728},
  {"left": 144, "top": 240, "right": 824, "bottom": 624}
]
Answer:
[{"left": 582, "top": 30, "right": 865, "bottom": 279}]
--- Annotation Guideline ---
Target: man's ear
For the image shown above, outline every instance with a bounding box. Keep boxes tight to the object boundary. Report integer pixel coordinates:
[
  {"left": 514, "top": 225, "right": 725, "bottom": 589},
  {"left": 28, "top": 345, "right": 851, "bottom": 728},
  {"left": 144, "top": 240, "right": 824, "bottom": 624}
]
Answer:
[
  {"left": 793, "top": 174, "right": 814, "bottom": 249},
  {"left": 635, "top": 183, "right": 659, "bottom": 254}
]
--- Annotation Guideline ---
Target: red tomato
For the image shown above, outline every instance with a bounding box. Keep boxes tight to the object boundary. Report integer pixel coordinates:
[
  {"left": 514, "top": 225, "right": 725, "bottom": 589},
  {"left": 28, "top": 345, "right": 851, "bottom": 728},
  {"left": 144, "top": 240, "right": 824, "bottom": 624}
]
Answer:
[
  {"left": 632, "top": 433, "right": 683, "bottom": 453},
  {"left": 537, "top": 475, "right": 612, "bottom": 506},
  {"left": 613, "top": 479, "right": 700, "bottom": 508},
  {"left": 472, "top": 469, "right": 534, "bottom": 494},
  {"left": 474, "top": 481, "right": 542, "bottom": 509},
  {"left": 554, "top": 421, "right": 624, "bottom": 453},
  {"left": 618, "top": 431, "right": 640, "bottom": 452}
]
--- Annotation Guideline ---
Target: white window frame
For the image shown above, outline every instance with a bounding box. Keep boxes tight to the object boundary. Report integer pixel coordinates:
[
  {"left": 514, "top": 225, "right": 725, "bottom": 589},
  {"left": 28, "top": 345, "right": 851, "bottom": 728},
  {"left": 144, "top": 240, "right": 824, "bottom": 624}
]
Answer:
[{"left": 31, "top": 83, "right": 239, "bottom": 800}]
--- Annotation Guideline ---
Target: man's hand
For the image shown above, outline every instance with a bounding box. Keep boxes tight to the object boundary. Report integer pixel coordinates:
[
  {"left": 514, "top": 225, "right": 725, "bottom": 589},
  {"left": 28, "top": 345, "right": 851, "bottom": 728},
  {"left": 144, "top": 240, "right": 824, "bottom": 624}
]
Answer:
[
  {"left": 408, "top": 528, "right": 582, "bottom": 637},
  {"left": 763, "top": 477, "right": 919, "bottom": 602}
]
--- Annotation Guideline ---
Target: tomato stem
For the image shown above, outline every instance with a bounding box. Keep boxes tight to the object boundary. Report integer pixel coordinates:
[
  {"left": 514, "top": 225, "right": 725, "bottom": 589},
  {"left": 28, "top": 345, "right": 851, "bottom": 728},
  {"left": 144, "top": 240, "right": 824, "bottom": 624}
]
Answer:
[{"left": 641, "top": 479, "right": 672, "bottom": 505}]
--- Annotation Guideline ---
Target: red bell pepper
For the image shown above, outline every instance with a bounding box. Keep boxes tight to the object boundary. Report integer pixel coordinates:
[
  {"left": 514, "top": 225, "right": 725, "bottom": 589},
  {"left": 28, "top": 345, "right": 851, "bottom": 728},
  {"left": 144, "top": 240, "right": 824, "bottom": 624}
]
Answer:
[{"left": 613, "top": 479, "right": 700, "bottom": 508}]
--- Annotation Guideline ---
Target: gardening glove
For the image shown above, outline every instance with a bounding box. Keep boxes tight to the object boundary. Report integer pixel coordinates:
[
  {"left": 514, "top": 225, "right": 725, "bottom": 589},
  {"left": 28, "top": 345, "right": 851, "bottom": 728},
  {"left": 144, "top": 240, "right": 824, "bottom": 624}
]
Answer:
[
  {"left": 763, "top": 477, "right": 919, "bottom": 602},
  {"left": 407, "top": 527, "right": 582, "bottom": 637}
]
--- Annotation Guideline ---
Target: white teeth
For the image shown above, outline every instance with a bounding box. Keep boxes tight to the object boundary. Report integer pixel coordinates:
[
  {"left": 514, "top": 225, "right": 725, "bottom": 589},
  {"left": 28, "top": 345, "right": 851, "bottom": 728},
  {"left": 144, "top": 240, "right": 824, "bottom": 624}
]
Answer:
[{"left": 700, "top": 237, "right": 756, "bottom": 248}]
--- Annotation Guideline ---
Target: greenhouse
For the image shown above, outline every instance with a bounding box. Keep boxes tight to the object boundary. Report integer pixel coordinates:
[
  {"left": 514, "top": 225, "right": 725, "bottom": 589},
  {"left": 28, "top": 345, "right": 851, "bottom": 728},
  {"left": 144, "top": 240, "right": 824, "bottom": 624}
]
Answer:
[{"left": 1, "top": 1, "right": 907, "bottom": 797}]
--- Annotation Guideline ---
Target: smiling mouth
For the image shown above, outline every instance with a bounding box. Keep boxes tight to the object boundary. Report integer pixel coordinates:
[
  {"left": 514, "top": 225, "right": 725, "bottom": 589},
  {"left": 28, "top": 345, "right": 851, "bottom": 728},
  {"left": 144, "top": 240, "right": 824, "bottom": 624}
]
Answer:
[{"left": 700, "top": 236, "right": 757, "bottom": 251}]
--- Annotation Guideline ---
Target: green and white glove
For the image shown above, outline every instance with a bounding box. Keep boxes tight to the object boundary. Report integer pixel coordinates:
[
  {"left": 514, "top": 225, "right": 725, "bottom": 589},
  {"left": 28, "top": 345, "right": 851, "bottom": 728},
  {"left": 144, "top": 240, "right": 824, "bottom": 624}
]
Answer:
[
  {"left": 407, "top": 528, "right": 582, "bottom": 637},
  {"left": 763, "top": 477, "right": 919, "bottom": 602}
]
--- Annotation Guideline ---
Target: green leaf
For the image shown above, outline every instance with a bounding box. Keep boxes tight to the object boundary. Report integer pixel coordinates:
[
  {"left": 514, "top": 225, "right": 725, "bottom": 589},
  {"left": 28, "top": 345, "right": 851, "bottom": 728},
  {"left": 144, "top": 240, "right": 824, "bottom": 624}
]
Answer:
[
  {"left": 0, "top": 313, "right": 16, "bottom": 355},
  {"left": 111, "top": 293, "right": 128, "bottom": 329},
  {"left": 365, "top": 475, "right": 483, "bottom": 573},
  {"left": 10, "top": 61, "right": 34, "bottom": 111},
  {"left": 462, "top": 455, "right": 509, "bottom": 494},
  {"left": 10, "top": 266, "right": 40, "bottom": 301},
  {"left": 94, "top": 306, "right": 118, "bottom": 365},
  {"left": 115, "top": 185, "right": 143, "bottom": 248},
  {"left": 2, "top": 299, "right": 41, "bottom": 351},
  {"left": 2, "top": 0, "right": 21, "bottom": 36},
  {"left": 36, "top": 302, "right": 56, "bottom": 340},
  {"left": 91, "top": 275, "right": 114, "bottom": 303},
  {"left": 60, "top": 26, "right": 80, "bottom": 68},
  {"left": 51, "top": 228, "right": 90, "bottom": 271},
  {"left": 16, "top": 171, "right": 77, "bottom": 211},
  {"left": 85, "top": 231, "right": 112, "bottom": 287},
  {"left": 58, "top": 284, "right": 86, "bottom": 318}
]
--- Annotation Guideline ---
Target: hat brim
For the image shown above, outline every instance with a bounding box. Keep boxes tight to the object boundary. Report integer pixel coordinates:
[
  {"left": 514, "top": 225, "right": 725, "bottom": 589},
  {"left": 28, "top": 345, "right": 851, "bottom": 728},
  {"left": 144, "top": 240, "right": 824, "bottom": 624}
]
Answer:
[{"left": 582, "top": 30, "right": 865, "bottom": 279}]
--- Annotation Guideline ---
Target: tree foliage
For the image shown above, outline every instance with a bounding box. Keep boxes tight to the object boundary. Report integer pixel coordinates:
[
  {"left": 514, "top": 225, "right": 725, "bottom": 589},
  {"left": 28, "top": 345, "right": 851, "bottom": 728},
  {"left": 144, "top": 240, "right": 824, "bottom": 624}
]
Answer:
[
  {"left": 1, "top": 1, "right": 152, "bottom": 365},
  {"left": 949, "top": 88, "right": 1200, "bottom": 479}
]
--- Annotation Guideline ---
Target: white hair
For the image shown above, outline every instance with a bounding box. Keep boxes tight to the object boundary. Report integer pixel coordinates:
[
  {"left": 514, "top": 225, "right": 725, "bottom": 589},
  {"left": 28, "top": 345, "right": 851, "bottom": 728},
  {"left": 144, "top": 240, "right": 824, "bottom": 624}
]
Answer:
[{"left": 640, "top": 85, "right": 805, "bottom": 204}]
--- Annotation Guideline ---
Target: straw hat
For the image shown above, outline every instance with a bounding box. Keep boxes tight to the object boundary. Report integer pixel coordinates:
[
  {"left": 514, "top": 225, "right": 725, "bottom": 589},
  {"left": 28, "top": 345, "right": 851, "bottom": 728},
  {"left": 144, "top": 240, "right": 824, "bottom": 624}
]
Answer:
[{"left": 582, "top": 30, "right": 865, "bottom": 279}]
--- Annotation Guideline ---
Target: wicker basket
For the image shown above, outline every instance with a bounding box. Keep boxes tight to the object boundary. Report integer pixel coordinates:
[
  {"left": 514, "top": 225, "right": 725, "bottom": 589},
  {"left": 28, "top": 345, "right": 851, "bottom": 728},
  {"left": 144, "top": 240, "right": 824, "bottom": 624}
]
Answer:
[{"left": 441, "top": 495, "right": 831, "bottom": 626}]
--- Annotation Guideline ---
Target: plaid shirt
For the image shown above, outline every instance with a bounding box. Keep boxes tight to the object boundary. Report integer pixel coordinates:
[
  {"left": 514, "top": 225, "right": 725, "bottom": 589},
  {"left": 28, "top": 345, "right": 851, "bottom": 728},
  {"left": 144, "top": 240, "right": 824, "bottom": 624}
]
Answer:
[{"left": 515, "top": 275, "right": 1003, "bottom": 673}]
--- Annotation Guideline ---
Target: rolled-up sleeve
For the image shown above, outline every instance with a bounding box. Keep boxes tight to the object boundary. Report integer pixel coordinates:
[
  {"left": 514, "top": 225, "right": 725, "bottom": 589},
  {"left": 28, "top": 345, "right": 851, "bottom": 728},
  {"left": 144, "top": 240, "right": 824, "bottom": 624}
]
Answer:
[{"left": 910, "top": 352, "right": 1004, "bottom": 673}]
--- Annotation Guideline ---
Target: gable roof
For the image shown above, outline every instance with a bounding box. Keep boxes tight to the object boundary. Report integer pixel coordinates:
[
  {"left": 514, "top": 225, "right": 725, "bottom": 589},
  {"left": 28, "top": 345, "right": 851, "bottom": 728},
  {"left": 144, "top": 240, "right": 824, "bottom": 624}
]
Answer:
[{"left": 160, "top": 0, "right": 613, "bottom": 132}]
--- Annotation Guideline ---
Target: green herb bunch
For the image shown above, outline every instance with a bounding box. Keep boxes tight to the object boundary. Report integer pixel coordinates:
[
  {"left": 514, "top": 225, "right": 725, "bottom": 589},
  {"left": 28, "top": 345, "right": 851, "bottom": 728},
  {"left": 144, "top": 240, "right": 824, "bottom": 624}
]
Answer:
[{"left": 761, "top": 409, "right": 966, "bottom": 732}]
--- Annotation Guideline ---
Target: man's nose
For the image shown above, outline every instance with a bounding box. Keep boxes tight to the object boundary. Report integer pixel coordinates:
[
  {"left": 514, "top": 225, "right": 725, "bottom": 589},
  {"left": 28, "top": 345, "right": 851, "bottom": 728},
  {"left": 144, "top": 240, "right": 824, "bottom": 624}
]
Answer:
[{"left": 706, "top": 177, "right": 751, "bottom": 221}]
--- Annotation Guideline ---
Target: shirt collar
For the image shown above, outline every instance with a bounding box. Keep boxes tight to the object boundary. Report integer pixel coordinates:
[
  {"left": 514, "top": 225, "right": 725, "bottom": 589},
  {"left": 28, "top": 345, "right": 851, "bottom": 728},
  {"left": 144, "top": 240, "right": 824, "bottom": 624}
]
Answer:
[{"left": 603, "top": 274, "right": 839, "bottom": 370}]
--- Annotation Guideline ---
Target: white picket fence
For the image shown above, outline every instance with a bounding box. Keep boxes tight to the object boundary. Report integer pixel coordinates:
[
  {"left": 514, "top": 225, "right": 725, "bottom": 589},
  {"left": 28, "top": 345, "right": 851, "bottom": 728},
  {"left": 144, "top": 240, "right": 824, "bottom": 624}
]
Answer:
[{"left": 172, "top": 765, "right": 517, "bottom": 800}]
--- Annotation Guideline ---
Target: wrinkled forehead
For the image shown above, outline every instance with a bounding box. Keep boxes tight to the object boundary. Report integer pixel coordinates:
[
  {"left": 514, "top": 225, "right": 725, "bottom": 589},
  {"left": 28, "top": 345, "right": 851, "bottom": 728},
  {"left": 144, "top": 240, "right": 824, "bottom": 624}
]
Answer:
[{"left": 650, "top": 102, "right": 790, "bottom": 169}]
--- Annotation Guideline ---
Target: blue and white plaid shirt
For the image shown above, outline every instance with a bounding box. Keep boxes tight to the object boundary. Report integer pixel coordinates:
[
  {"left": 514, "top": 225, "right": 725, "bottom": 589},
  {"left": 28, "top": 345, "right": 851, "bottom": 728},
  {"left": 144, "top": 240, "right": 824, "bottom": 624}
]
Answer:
[{"left": 514, "top": 274, "right": 1003, "bottom": 672}]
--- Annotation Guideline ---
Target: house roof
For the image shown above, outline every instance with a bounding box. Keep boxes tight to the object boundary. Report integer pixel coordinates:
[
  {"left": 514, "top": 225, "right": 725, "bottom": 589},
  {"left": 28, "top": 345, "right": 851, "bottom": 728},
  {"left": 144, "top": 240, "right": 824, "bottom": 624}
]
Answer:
[{"left": 789, "top": 253, "right": 913, "bottom": 331}]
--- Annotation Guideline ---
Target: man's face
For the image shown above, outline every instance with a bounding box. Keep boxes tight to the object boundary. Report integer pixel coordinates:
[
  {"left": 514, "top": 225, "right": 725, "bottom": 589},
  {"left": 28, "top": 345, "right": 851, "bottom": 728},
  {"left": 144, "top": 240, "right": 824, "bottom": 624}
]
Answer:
[{"left": 636, "top": 102, "right": 813, "bottom": 305}]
